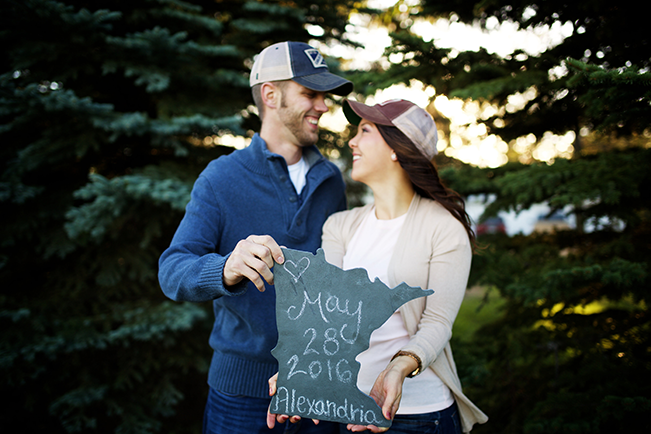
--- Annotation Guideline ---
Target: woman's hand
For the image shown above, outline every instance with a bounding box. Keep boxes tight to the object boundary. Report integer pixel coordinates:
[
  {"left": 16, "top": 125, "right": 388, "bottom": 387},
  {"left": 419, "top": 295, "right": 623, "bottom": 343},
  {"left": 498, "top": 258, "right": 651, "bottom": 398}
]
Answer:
[
  {"left": 266, "top": 372, "right": 319, "bottom": 429},
  {"left": 344, "top": 354, "right": 418, "bottom": 432}
]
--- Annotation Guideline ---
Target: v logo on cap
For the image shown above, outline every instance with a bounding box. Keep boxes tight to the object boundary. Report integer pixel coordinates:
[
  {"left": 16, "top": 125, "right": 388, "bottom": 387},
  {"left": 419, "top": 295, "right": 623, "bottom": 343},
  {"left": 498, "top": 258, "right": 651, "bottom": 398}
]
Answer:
[{"left": 304, "top": 49, "right": 327, "bottom": 69}]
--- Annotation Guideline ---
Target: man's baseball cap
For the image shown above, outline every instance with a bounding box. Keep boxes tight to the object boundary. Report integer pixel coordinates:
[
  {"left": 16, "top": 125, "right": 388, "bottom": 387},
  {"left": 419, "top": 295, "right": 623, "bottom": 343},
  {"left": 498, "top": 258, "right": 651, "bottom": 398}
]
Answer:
[
  {"left": 250, "top": 41, "right": 353, "bottom": 96},
  {"left": 343, "top": 99, "right": 439, "bottom": 159}
]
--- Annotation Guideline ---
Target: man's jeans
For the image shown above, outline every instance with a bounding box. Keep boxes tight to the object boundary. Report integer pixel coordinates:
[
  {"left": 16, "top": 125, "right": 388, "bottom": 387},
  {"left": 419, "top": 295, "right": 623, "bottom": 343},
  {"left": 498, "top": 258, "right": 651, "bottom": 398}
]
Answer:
[{"left": 203, "top": 387, "right": 339, "bottom": 434}]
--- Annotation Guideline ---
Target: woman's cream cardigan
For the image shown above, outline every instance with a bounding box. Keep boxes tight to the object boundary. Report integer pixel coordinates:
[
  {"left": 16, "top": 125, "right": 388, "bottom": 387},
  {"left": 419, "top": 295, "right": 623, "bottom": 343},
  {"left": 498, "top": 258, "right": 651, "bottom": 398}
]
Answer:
[{"left": 321, "top": 194, "right": 488, "bottom": 432}]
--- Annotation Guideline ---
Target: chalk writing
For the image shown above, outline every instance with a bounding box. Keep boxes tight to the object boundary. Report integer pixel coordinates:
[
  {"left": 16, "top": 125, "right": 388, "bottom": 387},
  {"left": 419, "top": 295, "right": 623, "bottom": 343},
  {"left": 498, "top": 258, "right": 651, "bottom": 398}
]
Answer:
[
  {"left": 283, "top": 256, "right": 310, "bottom": 283},
  {"left": 272, "top": 387, "right": 384, "bottom": 426},
  {"left": 287, "top": 290, "right": 362, "bottom": 342},
  {"left": 286, "top": 355, "right": 352, "bottom": 383}
]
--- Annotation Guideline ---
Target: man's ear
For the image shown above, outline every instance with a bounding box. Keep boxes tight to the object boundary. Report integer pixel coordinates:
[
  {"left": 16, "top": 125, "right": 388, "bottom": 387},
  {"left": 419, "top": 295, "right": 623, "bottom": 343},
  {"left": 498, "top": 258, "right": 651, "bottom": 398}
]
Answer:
[{"left": 261, "top": 82, "right": 280, "bottom": 111}]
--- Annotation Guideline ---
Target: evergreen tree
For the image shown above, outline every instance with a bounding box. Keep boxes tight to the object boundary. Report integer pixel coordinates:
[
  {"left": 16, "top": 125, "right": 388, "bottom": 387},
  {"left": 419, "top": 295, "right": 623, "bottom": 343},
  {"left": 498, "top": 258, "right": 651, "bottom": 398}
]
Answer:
[
  {"left": 347, "top": 1, "right": 651, "bottom": 433},
  {"left": 0, "top": 0, "right": 356, "bottom": 432},
  {"left": 357, "top": 0, "right": 650, "bottom": 145},
  {"left": 443, "top": 148, "right": 651, "bottom": 433}
]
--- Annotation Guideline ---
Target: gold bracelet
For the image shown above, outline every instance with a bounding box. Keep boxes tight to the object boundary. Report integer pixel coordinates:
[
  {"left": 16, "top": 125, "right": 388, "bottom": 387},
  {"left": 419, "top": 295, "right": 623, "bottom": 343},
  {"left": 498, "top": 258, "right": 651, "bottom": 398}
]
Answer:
[{"left": 391, "top": 350, "right": 422, "bottom": 378}]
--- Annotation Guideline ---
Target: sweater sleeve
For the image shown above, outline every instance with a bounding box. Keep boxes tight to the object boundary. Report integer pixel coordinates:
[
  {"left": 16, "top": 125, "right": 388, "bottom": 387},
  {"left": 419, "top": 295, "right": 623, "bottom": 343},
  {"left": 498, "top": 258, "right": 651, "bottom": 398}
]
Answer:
[{"left": 158, "top": 174, "right": 247, "bottom": 302}]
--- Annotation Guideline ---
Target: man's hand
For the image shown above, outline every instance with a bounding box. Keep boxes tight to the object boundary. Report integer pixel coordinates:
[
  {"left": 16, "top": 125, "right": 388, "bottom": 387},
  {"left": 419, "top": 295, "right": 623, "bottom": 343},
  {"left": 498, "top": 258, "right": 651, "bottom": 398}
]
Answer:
[
  {"left": 267, "top": 372, "right": 318, "bottom": 429},
  {"left": 223, "top": 235, "right": 284, "bottom": 292}
]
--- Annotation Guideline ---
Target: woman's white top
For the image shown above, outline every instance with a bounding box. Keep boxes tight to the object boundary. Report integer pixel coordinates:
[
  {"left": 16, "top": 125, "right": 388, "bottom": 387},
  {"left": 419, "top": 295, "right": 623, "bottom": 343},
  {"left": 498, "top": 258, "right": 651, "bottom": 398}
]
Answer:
[{"left": 342, "top": 207, "right": 454, "bottom": 414}]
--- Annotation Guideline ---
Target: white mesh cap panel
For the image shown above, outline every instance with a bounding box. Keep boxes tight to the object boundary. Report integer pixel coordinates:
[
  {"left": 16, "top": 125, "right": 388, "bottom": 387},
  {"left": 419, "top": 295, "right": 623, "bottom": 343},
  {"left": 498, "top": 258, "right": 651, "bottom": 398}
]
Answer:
[
  {"left": 250, "top": 42, "right": 293, "bottom": 86},
  {"left": 392, "top": 106, "right": 439, "bottom": 159}
]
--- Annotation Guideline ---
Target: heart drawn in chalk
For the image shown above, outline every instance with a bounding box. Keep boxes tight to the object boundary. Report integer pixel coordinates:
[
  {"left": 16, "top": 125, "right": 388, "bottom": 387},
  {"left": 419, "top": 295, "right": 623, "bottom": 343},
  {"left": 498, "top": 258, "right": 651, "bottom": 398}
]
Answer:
[{"left": 283, "top": 257, "right": 310, "bottom": 283}]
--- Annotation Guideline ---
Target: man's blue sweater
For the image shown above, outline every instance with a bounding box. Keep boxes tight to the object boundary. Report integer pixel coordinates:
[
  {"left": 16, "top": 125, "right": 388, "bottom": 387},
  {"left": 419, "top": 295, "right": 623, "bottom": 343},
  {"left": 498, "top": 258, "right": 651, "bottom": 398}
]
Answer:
[{"left": 158, "top": 133, "right": 347, "bottom": 398}]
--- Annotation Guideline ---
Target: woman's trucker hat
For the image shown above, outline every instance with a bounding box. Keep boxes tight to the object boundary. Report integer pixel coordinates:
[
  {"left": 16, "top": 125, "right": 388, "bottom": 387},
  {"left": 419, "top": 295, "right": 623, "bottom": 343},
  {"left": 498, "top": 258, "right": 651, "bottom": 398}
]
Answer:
[
  {"left": 250, "top": 41, "right": 353, "bottom": 96},
  {"left": 343, "top": 99, "right": 439, "bottom": 159}
]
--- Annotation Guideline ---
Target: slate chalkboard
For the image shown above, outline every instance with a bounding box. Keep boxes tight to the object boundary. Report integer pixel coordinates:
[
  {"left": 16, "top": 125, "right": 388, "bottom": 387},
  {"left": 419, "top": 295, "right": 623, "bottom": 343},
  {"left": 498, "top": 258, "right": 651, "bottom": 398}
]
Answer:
[{"left": 270, "top": 247, "right": 434, "bottom": 428}]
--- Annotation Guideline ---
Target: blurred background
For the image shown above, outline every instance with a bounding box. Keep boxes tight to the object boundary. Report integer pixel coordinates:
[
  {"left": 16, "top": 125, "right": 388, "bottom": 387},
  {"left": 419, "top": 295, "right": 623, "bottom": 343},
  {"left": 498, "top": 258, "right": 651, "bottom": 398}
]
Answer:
[{"left": 1, "top": 1, "right": 649, "bottom": 433}]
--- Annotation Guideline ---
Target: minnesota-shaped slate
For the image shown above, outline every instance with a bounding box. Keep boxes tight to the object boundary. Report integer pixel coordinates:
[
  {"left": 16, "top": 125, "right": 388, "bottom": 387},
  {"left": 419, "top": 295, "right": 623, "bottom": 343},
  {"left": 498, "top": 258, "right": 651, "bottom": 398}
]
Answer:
[{"left": 270, "top": 247, "right": 434, "bottom": 428}]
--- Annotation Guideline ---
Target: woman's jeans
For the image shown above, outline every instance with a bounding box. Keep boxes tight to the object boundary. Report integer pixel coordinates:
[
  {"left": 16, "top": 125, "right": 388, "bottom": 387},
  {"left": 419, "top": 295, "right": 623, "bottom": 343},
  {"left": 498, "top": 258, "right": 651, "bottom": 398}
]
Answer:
[
  {"left": 203, "top": 387, "right": 339, "bottom": 434},
  {"left": 338, "top": 402, "right": 462, "bottom": 434}
]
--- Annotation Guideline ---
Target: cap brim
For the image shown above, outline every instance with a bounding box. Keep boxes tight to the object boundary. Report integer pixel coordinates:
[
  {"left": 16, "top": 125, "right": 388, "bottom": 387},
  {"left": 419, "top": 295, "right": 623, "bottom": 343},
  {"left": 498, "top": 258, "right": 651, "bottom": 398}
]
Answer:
[
  {"left": 293, "top": 71, "right": 353, "bottom": 96},
  {"left": 343, "top": 99, "right": 394, "bottom": 126}
]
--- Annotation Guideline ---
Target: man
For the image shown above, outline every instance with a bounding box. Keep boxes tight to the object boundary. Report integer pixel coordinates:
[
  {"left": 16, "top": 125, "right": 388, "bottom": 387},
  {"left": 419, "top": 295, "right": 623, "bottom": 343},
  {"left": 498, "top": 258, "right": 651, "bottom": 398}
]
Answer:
[{"left": 158, "top": 41, "right": 353, "bottom": 433}]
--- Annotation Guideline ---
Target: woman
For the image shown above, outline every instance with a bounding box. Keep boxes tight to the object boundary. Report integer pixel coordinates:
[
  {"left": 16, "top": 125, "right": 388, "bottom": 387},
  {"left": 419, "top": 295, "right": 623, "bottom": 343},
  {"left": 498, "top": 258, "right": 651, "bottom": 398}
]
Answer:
[{"left": 269, "top": 99, "right": 488, "bottom": 433}]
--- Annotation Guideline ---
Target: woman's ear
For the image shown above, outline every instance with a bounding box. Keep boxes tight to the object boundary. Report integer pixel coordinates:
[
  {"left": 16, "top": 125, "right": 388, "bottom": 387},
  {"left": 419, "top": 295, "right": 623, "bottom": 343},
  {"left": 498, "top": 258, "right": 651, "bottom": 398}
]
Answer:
[{"left": 261, "top": 82, "right": 280, "bottom": 111}]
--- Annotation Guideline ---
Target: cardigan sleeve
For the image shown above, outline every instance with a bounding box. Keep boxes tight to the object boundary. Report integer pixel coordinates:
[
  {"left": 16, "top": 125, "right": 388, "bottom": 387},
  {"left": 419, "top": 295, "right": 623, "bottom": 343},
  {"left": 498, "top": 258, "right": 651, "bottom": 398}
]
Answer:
[
  {"left": 321, "top": 213, "right": 346, "bottom": 268},
  {"left": 396, "top": 205, "right": 472, "bottom": 370}
]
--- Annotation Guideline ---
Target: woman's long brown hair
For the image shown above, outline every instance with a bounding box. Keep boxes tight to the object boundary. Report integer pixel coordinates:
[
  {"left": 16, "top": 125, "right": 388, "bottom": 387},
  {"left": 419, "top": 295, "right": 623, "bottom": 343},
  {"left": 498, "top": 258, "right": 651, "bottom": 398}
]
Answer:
[{"left": 376, "top": 124, "right": 477, "bottom": 250}]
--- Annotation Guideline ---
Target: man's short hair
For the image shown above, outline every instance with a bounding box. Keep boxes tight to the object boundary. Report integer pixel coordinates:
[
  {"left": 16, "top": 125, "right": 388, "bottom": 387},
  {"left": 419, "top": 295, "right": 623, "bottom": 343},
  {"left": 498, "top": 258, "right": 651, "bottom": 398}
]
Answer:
[{"left": 251, "top": 80, "right": 289, "bottom": 121}]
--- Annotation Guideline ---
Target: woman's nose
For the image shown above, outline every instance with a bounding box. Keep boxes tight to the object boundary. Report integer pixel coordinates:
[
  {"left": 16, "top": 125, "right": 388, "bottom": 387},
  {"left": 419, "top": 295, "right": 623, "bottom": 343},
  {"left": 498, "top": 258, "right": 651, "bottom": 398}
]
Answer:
[{"left": 348, "top": 134, "right": 358, "bottom": 148}]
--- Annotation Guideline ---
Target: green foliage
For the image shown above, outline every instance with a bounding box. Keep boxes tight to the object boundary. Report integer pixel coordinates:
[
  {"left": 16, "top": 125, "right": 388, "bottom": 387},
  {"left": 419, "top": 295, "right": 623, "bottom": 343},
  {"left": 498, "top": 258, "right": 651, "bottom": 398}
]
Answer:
[
  {"left": 0, "top": 0, "right": 357, "bottom": 432},
  {"left": 566, "top": 58, "right": 651, "bottom": 134},
  {"left": 442, "top": 148, "right": 651, "bottom": 434}
]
